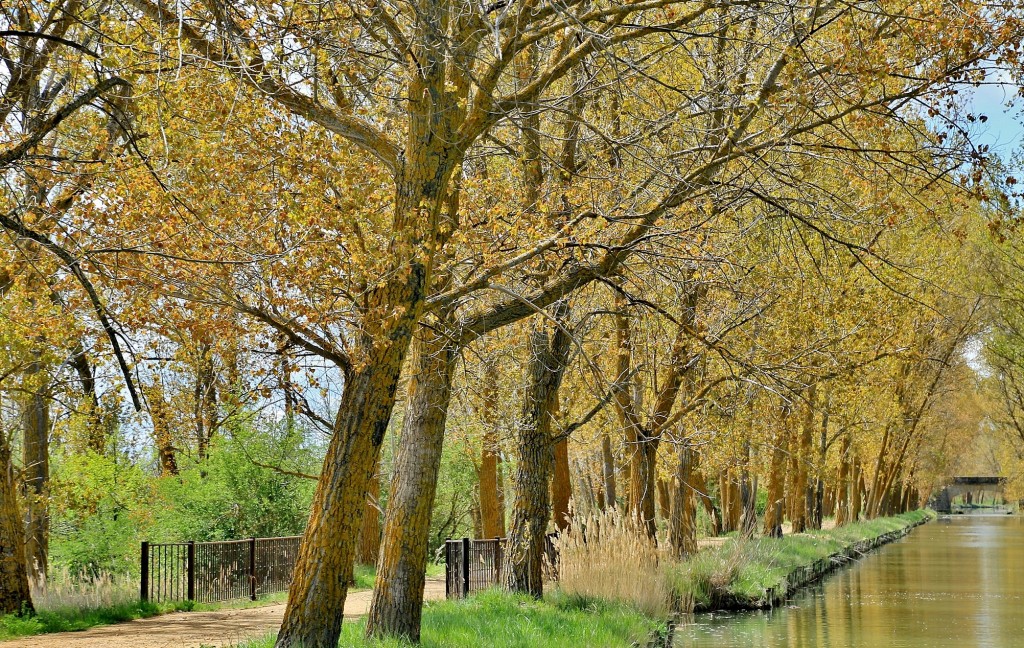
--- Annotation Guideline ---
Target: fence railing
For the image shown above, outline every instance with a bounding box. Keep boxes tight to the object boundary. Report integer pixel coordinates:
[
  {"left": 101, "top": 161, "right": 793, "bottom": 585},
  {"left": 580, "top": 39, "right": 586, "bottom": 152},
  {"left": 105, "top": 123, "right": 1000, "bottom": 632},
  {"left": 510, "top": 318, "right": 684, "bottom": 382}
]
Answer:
[
  {"left": 444, "top": 534, "right": 558, "bottom": 599},
  {"left": 140, "top": 536, "right": 302, "bottom": 604}
]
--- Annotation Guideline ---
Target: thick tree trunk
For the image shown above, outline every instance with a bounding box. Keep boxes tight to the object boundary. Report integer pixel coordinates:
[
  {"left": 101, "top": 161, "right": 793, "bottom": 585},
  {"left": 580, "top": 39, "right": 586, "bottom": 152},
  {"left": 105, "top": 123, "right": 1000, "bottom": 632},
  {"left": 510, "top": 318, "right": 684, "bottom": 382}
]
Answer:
[
  {"left": 0, "top": 433, "right": 32, "bottom": 615},
  {"left": 629, "top": 441, "right": 658, "bottom": 537},
  {"left": 551, "top": 437, "right": 572, "bottom": 531},
  {"left": 763, "top": 412, "right": 790, "bottom": 538},
  {"left": 22, "top": 362, "right": 48, "bottom": 582},
  {"left": 657, "top": 478, "right": 670, "bottom": 522},
  {"left": 850, "top": 458, "right": 863, "bottom": 523},
  {"left": 276, "top": 267, "right": 424, "bottom": 648},
  {"left": 356, "top": 465, "right": 381, "bottom": 566},
  {"left": 479, "top": 363, "right": 505, "bottom": 539},
  {"left": 366, "top": 324, "right": 457, "bottom": 641},
  {"left": 668, "top": 442, "right": 697, "bottom": 558},
  {"left": 692, "top": 471, "right": 722, "bottom": 536},
  {"left": 792, "top": 389, "right": 814, "bottom": 534},
  {"left": 504, "top": 315, "right": 571, "bottom": 597},
  {"left": 740, "top": 471, "right": 758, "bottom": 538}
]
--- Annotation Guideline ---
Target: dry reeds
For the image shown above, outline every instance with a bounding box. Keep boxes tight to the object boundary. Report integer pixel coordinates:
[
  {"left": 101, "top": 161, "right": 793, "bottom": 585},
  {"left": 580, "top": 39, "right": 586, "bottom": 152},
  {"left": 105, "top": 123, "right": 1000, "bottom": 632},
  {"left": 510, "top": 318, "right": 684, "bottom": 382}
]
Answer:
[
  {"left": 555, "top": 507, "right": 671, "bottom": 619},
  {"left": 31, "top": 568, "right": 138, "bottom": 612}
]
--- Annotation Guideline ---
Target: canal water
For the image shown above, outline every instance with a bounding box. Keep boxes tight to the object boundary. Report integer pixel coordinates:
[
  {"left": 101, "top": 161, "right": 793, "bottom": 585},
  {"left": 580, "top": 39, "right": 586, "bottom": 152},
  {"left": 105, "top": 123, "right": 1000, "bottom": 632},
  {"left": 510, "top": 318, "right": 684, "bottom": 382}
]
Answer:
[{"left": 673, "top": 515, "right": 1024, "bottom": 647}]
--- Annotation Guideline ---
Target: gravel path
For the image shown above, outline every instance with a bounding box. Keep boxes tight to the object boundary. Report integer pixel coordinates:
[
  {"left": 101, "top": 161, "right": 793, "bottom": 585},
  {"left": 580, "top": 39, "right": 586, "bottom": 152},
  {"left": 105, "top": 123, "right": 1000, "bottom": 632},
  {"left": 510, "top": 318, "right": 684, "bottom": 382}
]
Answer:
[{"left": 2, "top": 579, "right": 447, "bottom": 648}]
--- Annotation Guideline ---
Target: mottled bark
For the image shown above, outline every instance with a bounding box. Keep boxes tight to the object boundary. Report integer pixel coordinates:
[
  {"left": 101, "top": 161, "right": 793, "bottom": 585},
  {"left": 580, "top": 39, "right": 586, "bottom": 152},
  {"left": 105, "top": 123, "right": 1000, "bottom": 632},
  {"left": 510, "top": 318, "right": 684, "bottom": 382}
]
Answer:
[
  {"left": 763, "top": 409, "right": 790, "bottom": 538},
  {"left": 276, "top": 266, "right": 425, "bottom": 648},
  {"left": 479, "top": 362, "right": 505, "bottom": 538},
  {"left": 367, "top": 324, "right": 457, "bottom": 641},
  {"left": 356, "top": 466, "right": 381, "bottom": 566},
  {"left": 792, "top": 387, "right": 815, "bottom": 534},
  {"left": 504, "top": 314, "right": 571, "bottom": 597},
  {"left": 22, "top": 361, "right": 48, "bottom": 582},
  {"left": 850, "top": 458, "right": 863, "bottom": 523},
  {"left": 668, "top": 442, "right": 697, "bottom": 558},
  {"left": 657, "top": 478, "right": 670, "bottom": 522},
  {"left": 0, "top": 433, "right": 32, "bottom": 615}
]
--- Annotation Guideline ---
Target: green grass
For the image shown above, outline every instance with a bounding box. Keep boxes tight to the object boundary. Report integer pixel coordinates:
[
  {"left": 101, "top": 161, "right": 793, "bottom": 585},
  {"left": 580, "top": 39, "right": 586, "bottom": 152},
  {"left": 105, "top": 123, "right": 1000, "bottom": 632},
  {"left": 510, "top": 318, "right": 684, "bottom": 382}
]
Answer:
[
  {"left": 675, "top": 510, "right": 933, "bottom": 610},
  {"left": 351, "top": 562, "right": 445, "bottom": 590},
  {"left": 0, "top": 600, "right": 192, "bottom": 640},
  {"left": 240, "top": 589, "right": 661, "bottom": 648}
]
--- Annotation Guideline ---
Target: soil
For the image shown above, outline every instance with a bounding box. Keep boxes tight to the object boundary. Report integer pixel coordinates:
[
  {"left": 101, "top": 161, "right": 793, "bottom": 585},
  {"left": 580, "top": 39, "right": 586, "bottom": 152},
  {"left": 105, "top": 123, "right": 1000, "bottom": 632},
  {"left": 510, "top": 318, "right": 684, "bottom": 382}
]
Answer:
[{"left": 1, "top": 578, "right": 447, "bottom": 648}]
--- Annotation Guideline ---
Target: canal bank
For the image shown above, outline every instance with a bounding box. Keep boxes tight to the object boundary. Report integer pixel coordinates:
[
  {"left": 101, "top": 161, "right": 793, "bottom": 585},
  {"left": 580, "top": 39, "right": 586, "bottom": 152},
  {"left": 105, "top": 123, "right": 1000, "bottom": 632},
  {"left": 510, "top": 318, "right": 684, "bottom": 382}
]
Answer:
[
  {"left": 675, "top": 512, "right": 1022, "bottom": 648},
  {"left": 678, "top": 510, "right": 934, "bottom": 613}
]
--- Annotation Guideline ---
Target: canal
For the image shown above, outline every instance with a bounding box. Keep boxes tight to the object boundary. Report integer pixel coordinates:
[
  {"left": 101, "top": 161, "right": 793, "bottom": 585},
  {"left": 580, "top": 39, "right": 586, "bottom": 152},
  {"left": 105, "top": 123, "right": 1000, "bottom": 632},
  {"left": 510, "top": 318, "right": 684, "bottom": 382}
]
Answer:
[{"left": 674, "top": 515, "right": 1024, "bottom": 647}]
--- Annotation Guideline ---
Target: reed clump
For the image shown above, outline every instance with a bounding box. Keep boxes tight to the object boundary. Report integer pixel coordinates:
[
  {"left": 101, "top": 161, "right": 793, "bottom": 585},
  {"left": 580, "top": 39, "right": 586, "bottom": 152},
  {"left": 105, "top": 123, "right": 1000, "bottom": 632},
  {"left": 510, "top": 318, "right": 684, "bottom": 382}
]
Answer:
[{"left": 554, "top": 508, "right": 672, "bottom": 619}]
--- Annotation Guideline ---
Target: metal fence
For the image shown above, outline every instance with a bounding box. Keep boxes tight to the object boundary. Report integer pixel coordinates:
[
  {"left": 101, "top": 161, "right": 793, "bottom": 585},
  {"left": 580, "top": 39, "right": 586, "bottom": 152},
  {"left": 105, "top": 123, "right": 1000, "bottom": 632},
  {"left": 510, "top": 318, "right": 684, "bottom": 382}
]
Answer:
[
  {"left": 141, "top": 536, "right": 302, "bottom": 604},
  {"left": 444, "top": 534, "right": 558, "bottom": 599}
]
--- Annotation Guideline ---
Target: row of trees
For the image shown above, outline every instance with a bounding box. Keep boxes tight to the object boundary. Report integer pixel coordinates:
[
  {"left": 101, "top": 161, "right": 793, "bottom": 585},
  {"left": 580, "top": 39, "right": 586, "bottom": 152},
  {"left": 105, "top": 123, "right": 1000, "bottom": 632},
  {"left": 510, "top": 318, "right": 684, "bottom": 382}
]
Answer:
[{"left": 0, "top": 0, "right": 1022, "bottom": 646}]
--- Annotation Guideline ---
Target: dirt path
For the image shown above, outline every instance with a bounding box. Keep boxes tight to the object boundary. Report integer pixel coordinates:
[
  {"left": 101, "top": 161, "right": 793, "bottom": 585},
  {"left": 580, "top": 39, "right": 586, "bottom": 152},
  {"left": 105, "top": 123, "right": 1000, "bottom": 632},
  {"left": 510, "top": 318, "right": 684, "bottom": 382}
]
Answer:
[{"left": 2, "top": 579, "right": 447, "bottom": 648}]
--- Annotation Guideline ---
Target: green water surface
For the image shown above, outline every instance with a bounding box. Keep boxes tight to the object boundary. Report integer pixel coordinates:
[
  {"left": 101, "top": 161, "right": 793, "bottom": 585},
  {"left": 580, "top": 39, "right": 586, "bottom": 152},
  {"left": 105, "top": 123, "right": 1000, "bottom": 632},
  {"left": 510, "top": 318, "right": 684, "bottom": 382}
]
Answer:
[{"left": 673, "top": 515, "right": 1024, "bottom": 647}]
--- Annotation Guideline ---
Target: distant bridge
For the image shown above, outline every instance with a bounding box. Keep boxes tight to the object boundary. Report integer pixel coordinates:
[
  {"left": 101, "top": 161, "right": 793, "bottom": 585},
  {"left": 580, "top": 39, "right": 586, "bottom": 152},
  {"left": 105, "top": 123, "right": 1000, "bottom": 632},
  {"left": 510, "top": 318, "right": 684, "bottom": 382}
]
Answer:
[{"left": 930, "top": 477, "right": 1007, "bottom": 513}]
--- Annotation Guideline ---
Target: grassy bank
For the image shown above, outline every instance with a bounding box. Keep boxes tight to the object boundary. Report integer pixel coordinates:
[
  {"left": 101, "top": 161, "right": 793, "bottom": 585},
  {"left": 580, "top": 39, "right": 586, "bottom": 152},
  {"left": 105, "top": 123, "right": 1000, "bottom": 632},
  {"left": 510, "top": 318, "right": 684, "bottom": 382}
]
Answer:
[
  {"left": 240, "top": 590, "right": 662, "bottom": 648},
  {"left": 676, "top": 510, "right": 933, "bottom": 611}
]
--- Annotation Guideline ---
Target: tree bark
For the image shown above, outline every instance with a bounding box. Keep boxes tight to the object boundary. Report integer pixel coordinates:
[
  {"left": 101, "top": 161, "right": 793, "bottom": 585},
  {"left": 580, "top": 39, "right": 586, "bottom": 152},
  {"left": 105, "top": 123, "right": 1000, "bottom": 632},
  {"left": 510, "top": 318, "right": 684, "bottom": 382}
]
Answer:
[
  {"left": 668, "top": 441, "right": 697, "bottom": 558},
  {"left": 22, "top": 360, "right": 48, "bottom": 582},
  {"left": 504, "top": 312, "right": 571, "bottom": 597},
  {"left": 0, "top": 432, "right": 32, "bottom": 615},
  {"left": 366, "top": 323, "right": 457, "bottom": 641},
  {"left": 763, "top": 406, "right": 791, "bottom": 538},
  {"left": 551, "top": 437, "right": 572, "bottom": 531},
  {"left": 276, "top": 265, "right": 425, "bottom": 648},
  {"left": 479, "top": 362, "right": 505, "bottom": 538},
  {"left": 356, "top": 464, "right": 381, "bottom": 566}
]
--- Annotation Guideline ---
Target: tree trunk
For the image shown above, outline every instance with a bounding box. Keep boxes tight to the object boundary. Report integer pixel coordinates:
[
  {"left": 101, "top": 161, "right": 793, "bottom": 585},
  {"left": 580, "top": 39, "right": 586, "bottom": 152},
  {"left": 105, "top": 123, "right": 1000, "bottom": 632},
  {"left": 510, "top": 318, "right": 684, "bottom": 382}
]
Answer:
[
  {"left": 366, "top": 323, "right": 457, "bottom": 641},
  {"left": 551, "top": 437, "right": 572, "bottom": 531},
  {"left": 668, "top": 442, "right": 697, "bottom": 558},
  {"left": 0, "top": 433, "right": 32, "bottom": 615},
  {"left": 763, "top": 411, "right": 790, "bottom": 538},
  {"left": 601, "top": 432, "right": 616, "bottom": 509},
  {"left": 276, "top": 266, "right": 424, "bottom": 648},
  {"left": 356, "top": 465, "right": 381, "bottom": 566},
  {"left": 504, "top": 313, "right": 571, "bottom": 597},
  {"left": 850, "top": 458, "right": 863, "bottom": 523},
  {"left": 629, "top": 441, "right": 658, "bottom": 537},
  {"left": 479, "top": 362, "right": 505, "bottom": 538},
  {"left": 835, "top": 435, "right": 851, "bottom": 527},
  {"left": 22, "top": 361, "right": 48, "bottom": 582},
  {"left": 148, "top": 381, "right": 179, "bottom": 476},
  {"left": 657, "top": 478, "right": 670, "bottom": 522}
]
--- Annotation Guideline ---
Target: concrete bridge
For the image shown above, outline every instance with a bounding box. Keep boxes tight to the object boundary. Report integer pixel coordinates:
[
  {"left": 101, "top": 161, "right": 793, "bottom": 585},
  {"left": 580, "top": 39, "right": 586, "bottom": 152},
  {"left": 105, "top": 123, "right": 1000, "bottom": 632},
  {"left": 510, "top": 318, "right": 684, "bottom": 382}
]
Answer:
[{"left": 930, "top": 477, "right": 1007, "bottom": 513}]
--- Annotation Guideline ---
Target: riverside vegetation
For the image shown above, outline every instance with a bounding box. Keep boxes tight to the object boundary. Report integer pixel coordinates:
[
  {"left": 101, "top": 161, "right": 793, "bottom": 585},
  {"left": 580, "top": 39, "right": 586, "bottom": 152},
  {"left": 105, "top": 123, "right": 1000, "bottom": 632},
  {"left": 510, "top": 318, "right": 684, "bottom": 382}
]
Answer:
[
  {"left": 233, "top": 510, "right": 932, "bottom": 648},
  {"left": 3, "top": 0, "right": 1024, "bottom": 646}
]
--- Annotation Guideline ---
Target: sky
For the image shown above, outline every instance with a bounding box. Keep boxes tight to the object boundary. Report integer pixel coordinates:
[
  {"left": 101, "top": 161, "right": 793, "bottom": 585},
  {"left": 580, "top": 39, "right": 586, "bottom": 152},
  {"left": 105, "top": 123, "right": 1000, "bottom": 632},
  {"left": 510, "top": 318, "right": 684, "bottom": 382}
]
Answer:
[{"left": 965, "top": 67, "right": 1023, "bottom": 162}]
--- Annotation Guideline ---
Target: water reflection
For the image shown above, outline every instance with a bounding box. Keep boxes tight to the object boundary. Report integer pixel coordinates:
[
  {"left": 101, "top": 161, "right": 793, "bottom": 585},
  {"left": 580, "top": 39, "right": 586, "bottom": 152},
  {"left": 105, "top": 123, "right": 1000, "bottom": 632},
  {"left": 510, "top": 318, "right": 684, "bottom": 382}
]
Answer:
[{"left": 673, "top": 515, "right": 1024, "bottom": 648}]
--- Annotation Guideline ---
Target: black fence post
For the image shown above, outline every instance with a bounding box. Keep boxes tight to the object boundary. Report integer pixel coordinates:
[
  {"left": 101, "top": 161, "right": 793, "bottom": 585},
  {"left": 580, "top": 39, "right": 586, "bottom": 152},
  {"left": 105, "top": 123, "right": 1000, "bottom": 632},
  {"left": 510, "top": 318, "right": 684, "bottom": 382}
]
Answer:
[
  {"left": 186, "top": 541, "right": 196, "bottom": 601},
  {"left": 250, "top": 537, "right": 258, "bottom": 600},
  {"left": 461, "top": 537, "right": 470, "bottom": 598},
  {"left": 140, "top": 541, "right": 150, "bottom": 602}
]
